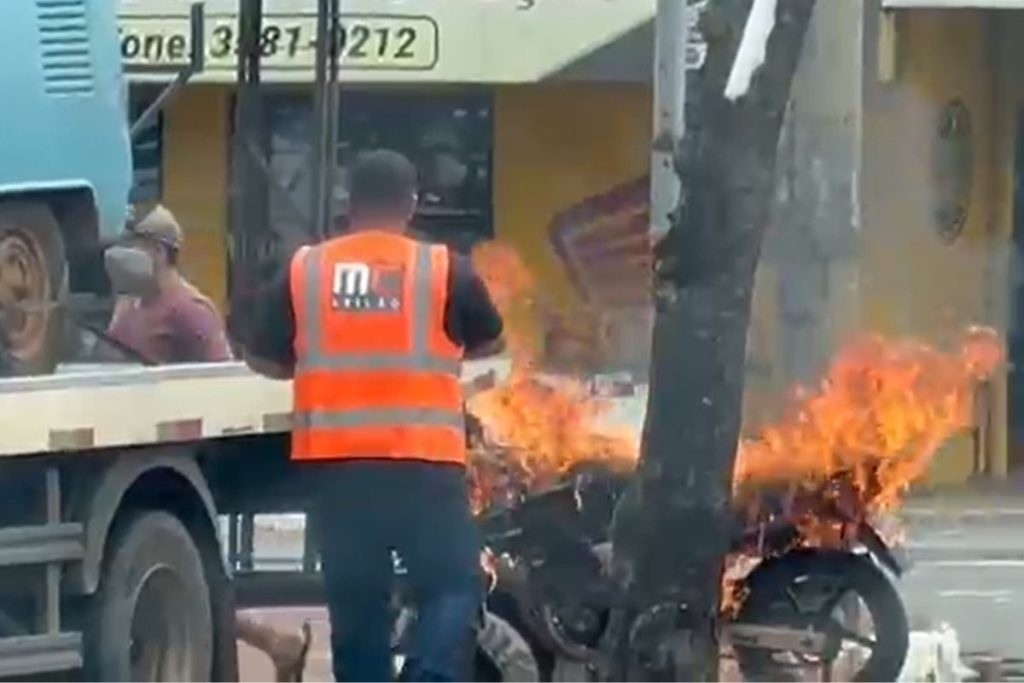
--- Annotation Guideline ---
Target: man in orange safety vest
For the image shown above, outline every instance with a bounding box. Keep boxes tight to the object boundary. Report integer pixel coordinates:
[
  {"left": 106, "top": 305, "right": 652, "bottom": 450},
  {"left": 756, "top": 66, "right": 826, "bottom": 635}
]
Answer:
[{"left": 243, "top": 149, "right": 504, "bottom": 681}]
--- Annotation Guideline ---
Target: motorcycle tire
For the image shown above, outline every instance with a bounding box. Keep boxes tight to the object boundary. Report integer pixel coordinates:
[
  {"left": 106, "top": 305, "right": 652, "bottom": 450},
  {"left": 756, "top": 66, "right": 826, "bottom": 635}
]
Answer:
[
  {"left": 475, "top": 610, "right": 541, "bottom": 682},
  {"left": 394, "top": 607, "right": 540, "bottom": 682},
  {"left": 733, "top": 549, "right": 909, "bottom": 682}
]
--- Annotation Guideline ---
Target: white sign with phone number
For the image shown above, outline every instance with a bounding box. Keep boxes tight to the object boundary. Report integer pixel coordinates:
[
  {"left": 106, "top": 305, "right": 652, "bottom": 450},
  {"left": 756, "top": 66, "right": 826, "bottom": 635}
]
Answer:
[
  {"left": 119, "top": 0, "right": 656, "bottom": 83},
  {"left": 119, "top": 13, "right": 438, "bottom": 72}
]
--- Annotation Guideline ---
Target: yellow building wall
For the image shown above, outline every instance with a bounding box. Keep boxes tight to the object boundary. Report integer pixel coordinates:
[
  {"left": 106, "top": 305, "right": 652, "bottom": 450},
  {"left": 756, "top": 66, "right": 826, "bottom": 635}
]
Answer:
[
  {"left": 492, "top": 83, "right": 652, "bottom": 308},
  {"left": 162, "top": 86, "right": 231, "bottom": 312},
  {"left": 862, "top": 10, "right": 994, "bottom": 336},
  {"left": 160, "top": 82, "right": 652, "bottom": 320},
  {"left": 152, "top": 33, "right": 1024, "bottom": 485},
  {"left": 860, "top": 9, "right": 1004, "bottom": 484}
]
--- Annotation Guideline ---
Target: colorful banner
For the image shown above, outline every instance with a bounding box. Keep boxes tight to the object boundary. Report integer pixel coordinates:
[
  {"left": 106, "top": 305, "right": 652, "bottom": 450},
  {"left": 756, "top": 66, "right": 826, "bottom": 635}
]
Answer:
[
  {"left": 547, "top": 177, "right": 652, "bottom": 372},
  {"left": 548, "top": 177, "right": 651, "bottom": 309}
]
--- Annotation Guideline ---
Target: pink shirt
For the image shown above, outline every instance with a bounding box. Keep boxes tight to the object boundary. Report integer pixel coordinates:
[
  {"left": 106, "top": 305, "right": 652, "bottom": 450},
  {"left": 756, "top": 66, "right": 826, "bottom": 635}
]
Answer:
[{"left": 107, "top": 279, "right": 232, "bottom": 364}]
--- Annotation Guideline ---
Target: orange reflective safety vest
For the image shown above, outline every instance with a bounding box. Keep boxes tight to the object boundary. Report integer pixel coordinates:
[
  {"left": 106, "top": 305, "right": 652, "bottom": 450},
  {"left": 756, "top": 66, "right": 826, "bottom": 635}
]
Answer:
[{"left": 288, "top": 230, "right": 465, "bottom": 464}]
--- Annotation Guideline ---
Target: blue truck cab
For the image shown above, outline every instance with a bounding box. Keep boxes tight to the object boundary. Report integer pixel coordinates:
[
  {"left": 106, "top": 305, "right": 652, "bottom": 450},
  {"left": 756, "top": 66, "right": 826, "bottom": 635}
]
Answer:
[{"left": 0, "top": 0, "right": 132, "bottom": 374}]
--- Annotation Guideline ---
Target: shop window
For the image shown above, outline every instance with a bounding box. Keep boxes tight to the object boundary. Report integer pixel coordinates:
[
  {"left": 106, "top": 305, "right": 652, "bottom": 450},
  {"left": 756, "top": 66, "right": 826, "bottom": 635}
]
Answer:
[
  {"left": 264, "top": 90, "right": 494, "bottom": 252},
  {"left": 127, "top": 88, "right": 163, "bottom": 204}
]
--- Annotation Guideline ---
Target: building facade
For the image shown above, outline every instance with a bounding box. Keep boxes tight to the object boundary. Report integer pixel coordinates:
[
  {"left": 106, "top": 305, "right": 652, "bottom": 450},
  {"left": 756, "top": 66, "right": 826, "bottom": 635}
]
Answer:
[
  {"left": 748, "top": 0, "right": 1024, "bottom": 486},
  {"left": 119, "top": 0, "right": 1024, "bottom": 485},
  {"left": 118, "top": 0, "right": 656, "bottom": 369}
]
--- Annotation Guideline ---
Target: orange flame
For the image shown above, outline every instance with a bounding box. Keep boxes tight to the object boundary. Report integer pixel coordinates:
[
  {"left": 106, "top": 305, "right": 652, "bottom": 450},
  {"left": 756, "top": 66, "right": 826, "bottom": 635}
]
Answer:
[
  {"left": 721, "top": 326, "right": 1001, "bottom": 613},
  {"left": 468, "top": 243, "right": 1006, "bottom": 622},
  {"left": 467, "top": 242, "right": 1002, "bottom": 529},
  {"left": 470, "top": 242, "right": 541, "bottom": 363},
  {"left": 467, "top": 243, "right": 636, "bottom": 509},
  {"left": 733, "top": 326, "right": 1002, "bottom": 523},
  {"left": 469, "top": 369, "right": 637, "bottom": 502}
]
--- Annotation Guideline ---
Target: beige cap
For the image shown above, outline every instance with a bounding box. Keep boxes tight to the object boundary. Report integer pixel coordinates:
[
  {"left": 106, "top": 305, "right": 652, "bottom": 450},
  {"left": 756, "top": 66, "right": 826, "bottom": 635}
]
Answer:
[{"left": 128, "top": 204, "right": 183, "bottom": 250}]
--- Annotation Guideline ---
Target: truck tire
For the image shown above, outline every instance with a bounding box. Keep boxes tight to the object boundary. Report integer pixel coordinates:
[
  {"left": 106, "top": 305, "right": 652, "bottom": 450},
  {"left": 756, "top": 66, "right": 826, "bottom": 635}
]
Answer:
[
  {"left": 0, "top": 201, "right": 67, "bottom": 375},
  {"left": 86, "top": 510, "right": 214, "bottom": 682}
]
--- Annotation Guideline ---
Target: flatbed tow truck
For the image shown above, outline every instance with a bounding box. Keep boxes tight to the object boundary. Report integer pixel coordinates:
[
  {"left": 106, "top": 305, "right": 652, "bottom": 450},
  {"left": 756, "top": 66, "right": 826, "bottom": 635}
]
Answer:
[
  {"left": 0, "top": 362, "right": 286, "bottom": 679},
  {"left": 0, "top": 0, "right": 367, "bottom": 674},
  {"left": 0, "top": 353, "right": 515, "bottom": 680}
]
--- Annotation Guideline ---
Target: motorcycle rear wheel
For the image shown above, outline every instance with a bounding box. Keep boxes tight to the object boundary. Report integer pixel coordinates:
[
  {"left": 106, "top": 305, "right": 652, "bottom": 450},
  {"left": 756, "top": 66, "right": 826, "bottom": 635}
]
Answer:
[{"left": 733, "top": 549, "right": 909, "bottom": 682}]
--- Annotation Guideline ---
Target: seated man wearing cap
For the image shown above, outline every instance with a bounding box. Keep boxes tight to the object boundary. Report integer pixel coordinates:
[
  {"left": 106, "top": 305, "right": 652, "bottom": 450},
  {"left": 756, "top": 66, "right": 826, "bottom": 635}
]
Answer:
[{"left": 105, "top": 204, "right": 232, "bottom": 364}]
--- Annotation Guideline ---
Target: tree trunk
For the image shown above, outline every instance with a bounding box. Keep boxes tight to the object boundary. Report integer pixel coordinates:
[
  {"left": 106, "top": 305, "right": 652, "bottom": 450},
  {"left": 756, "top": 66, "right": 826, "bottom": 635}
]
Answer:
[{"left": 610, "top": 1, "right": 817, "bottom": 680}]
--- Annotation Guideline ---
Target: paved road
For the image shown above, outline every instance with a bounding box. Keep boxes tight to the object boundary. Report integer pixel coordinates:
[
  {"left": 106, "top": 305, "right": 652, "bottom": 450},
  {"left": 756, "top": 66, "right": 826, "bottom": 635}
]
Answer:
[{"left": 900, "top": 506, "right": 1024, "bottom": 666}]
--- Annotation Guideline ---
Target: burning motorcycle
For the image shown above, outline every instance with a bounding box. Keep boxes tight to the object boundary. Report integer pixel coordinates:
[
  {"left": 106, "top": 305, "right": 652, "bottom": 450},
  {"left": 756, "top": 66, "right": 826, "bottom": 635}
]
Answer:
[
  {"left": 429, "top": 326, "right": 1000, "bottom": 681},
  {"left": 394, "top": 389, "right": 924, "bottom": 681},
  {"left": 469, "top": 460, "right": 910, "bottom": 682}
]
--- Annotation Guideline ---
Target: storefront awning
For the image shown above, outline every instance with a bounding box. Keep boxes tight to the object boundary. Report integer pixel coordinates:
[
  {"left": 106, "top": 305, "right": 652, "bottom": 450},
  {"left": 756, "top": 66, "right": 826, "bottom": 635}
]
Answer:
[{"left": 883, "top": 0, "right": 1024, "bottom": 8}]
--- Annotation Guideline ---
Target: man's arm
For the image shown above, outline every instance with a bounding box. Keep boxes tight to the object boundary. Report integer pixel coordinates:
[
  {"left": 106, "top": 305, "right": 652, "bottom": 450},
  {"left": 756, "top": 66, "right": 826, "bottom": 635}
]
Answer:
[
  {"left": 243, "top": 352, "right": 294, "bottom": 380},
  {"left": 240, "top": 259, "right": 298, "bottom": 380},
  {"left": 92, "top": 298, "right": 139, "bottom": 362},
  {"left": 444, "top": 252, "right": 504, "bottom": 357},
  {"left": 174, "top": 298, "right": 234, "bottom": 362}
]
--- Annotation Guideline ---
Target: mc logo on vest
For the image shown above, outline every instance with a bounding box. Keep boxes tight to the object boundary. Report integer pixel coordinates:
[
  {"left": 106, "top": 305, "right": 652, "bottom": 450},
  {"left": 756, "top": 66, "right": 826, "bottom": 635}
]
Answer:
[{"left": 331, "top": 262, "right": 404, "bottom": 312}]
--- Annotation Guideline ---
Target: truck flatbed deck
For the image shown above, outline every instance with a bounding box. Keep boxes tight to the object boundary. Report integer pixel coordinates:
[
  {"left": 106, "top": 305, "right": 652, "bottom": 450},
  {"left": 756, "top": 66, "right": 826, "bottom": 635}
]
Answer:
[
  {"left": 0, "top": 359, "right": 519, "bottom": 458},
  {"left": 0, "top": 362, "right": 291, "bottom": 457}
]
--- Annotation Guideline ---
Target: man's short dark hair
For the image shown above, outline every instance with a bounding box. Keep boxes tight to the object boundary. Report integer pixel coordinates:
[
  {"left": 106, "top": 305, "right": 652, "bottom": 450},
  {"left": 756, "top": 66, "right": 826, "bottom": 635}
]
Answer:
[{"left": 347, "top": 149, "right": 418, "bottom": 214}]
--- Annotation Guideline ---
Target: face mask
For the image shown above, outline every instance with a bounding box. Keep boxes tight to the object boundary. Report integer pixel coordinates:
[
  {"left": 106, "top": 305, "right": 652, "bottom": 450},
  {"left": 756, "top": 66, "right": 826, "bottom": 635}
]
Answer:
[{"left": 104, "top": 245, "right": 159, "bottom": 297}]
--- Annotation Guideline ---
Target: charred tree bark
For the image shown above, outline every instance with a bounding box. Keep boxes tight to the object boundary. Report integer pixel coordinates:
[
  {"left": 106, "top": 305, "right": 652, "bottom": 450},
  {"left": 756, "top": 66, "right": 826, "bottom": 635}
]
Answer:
[{"left": 610, "top": 1, "right": 816, "bottom": 680}]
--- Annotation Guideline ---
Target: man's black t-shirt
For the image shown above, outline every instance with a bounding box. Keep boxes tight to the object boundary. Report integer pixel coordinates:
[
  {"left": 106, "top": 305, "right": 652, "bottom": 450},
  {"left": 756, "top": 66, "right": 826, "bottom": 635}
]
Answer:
[{"left": 244, "top": 237, "right": 503, "bottom": 368}]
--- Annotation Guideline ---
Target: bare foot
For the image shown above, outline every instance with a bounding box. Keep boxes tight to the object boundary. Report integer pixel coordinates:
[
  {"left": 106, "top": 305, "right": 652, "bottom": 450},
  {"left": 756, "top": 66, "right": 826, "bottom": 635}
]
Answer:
[
  {"left": 272, "top": 621, "right": 311, "bottom": 682},
  {"left": 236, "top": 615, "right": 312, "bottom": 682}
]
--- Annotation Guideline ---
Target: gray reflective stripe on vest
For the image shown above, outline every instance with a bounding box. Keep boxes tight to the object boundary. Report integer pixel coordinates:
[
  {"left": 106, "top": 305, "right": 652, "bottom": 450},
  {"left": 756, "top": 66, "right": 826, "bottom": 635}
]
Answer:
[
  {"left": 294, "top": 407, "right": 464, "bottom": 430},
  {"left": 296, "top": 353, "right": 460, "bottom": 372},
  {"left": 297, "top": 241, "right": 461, "bottom": 375}
]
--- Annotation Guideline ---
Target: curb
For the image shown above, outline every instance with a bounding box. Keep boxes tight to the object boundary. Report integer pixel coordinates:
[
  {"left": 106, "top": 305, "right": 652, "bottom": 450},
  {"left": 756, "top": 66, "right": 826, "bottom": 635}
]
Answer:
[
  {"left": 904, "top": 507, "right": 1024, "bottom": 515},
  {"left": 902, "top": 508, "right": 1024, "bottom": 526}
]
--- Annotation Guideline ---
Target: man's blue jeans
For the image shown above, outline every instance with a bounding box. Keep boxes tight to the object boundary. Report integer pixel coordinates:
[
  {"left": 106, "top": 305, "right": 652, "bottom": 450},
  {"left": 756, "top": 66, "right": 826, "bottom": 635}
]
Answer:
[{"left": 311, "top": 460, "right": 482, "bottom": 682}]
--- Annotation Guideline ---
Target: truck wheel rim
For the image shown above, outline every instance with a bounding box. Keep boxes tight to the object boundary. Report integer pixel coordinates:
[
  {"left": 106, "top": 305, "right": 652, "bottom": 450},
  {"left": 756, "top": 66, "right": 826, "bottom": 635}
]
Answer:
[
  {"left": 129, "top": 567, "right": 193, "bottom": 681},
  {"left": 0, "top": 231, "right": 49, "bottom": 360}
]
